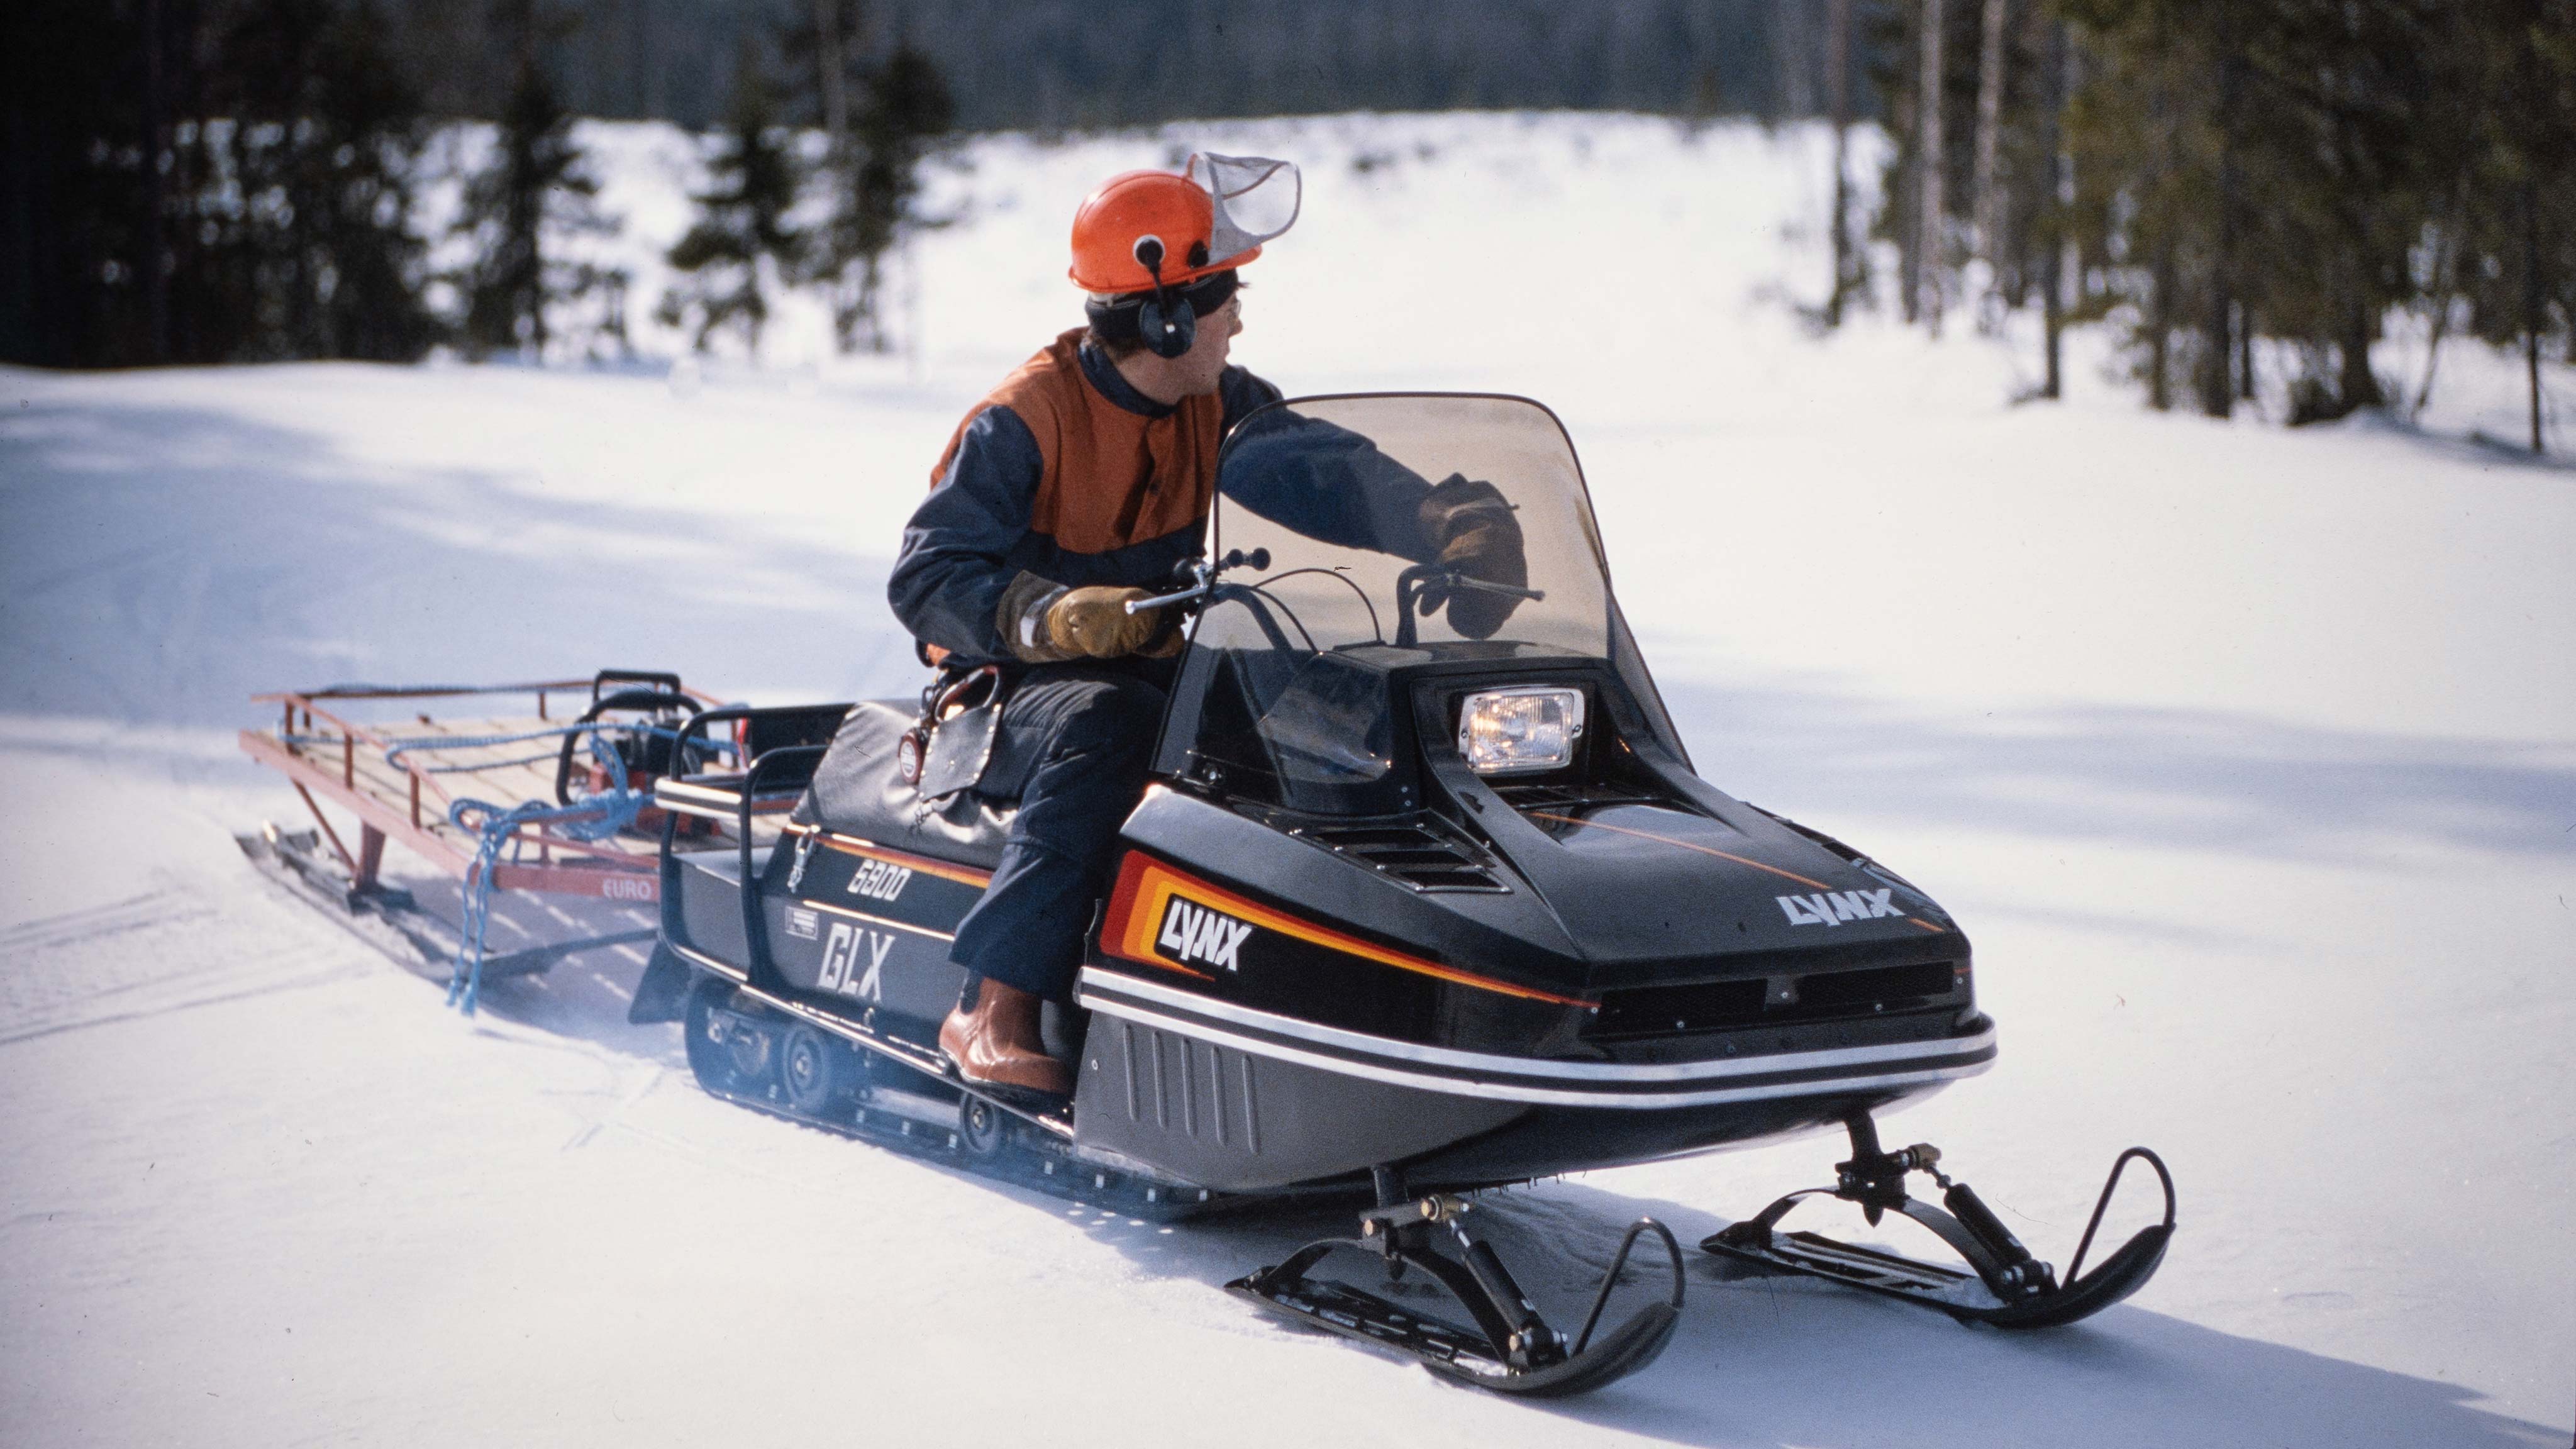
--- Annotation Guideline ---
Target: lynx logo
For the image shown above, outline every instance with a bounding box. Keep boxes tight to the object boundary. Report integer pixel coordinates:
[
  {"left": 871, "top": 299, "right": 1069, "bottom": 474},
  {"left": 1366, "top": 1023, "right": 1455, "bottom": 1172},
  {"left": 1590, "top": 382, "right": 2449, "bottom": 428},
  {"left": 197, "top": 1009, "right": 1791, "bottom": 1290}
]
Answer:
[
  {"left": 847, "top": 858, "right": 914, "bottom": 902},
  {"left": 818, "top": 921, "right": 894, "bottom": 999},
  {"left": 1777, "top": 888, "right": 1902, "bottom": 927},
  {"left": 784, "top": 907, "right": 819, "bottom": 941},
  {"left": 1158, "top": 898, "right": 1253, "bottom": 972}
]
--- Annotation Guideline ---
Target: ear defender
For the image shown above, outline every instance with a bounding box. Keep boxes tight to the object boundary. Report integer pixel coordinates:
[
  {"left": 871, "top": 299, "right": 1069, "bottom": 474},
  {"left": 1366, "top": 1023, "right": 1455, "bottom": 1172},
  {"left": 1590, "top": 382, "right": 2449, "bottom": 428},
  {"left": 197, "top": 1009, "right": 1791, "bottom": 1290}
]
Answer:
[{"left": 1131, "top": 236, "right": 1197, "bottom": 360}]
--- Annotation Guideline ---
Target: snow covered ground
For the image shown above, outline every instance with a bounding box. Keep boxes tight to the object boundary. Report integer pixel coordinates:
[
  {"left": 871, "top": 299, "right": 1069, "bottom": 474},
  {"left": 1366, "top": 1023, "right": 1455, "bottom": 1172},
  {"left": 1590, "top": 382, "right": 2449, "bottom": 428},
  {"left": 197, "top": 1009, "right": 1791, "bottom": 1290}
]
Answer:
[{"left": 3, "top": 114, "right": 2571, "bottom": 1446}]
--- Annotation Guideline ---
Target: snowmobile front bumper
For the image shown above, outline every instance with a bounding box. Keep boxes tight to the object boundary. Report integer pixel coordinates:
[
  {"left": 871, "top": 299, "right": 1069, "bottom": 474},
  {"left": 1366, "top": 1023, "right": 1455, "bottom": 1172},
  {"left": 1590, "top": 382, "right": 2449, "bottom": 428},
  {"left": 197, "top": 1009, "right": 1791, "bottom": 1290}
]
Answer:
[{"left": 1075, "top": 966, "right": 1996, "bottom": 1191}]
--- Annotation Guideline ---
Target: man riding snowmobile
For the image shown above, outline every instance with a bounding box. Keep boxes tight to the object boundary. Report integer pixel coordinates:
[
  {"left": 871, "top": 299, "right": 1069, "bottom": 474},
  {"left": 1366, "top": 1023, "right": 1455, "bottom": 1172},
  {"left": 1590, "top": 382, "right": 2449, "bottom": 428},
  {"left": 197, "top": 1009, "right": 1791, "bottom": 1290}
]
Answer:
[{"left": 890, "top": 155, "right": 1528, "bottom": 1096}]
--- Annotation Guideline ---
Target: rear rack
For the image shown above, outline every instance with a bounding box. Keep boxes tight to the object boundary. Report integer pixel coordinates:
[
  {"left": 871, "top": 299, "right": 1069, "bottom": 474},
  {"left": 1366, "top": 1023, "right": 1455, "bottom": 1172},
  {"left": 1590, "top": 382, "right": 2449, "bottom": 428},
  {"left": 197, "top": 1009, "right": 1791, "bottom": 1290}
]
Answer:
[{"left": 238, "top": 674, "right": 724, "bottom": 904}]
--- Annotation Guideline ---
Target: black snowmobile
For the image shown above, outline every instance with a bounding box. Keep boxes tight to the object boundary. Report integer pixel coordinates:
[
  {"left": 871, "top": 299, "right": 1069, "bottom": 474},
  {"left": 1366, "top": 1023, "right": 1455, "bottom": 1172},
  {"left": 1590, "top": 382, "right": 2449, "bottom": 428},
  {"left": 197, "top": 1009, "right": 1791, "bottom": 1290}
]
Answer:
[{"left": 635, "top": 392, "right": 2175, "bottom": 1396}]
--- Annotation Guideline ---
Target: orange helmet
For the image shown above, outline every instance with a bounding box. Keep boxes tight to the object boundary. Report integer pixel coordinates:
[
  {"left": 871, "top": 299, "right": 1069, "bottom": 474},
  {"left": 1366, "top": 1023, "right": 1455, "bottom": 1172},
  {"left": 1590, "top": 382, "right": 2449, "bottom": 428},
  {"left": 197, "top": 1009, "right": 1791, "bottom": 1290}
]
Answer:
[{"left": 1069, "top": 153, "right": 1300, "bottom": 295}]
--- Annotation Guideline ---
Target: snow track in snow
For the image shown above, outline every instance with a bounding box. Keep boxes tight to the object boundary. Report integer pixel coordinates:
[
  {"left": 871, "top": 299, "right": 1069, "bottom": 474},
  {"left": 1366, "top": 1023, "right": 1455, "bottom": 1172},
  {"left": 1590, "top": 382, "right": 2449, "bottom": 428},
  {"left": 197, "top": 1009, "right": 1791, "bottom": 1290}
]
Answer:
[{"left": 0, "top": 882, "right": 366, "bottom": 1047}]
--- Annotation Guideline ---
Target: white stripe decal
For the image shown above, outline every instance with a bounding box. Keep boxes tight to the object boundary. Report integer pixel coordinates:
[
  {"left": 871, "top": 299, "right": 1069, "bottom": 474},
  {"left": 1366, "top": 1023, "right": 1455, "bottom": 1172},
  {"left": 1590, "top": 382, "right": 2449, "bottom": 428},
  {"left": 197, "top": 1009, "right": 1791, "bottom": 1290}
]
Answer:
[
  {"left": 1077, "top": 996, "right": 1990, "bottom": 1109},
  {"left": 1076, "top": 966, "right": 1995, "bottom": 1084}
]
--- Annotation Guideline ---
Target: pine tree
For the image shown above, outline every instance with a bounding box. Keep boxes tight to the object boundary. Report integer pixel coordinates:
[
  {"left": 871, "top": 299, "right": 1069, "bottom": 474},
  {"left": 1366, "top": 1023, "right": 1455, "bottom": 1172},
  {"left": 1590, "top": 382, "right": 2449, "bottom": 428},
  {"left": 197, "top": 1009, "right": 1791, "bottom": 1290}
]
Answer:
[
  {"left": 1821, "top": 0, "right": 1858, "bottom": 326},
  {"left": 2452, "top": 0, "right": 2575, "bottom": 452},
  {"left": 2052, "top": 0, "right": 2446, "bottom": 421},
  {"left": 791, "top": 22, "right": 952, "bottom": 355},
  {"left": 211, "top": 0, "right": 436, "bottom": 361},
  {"left": 657, "top": 48, "right": 805, "bottom": 356},
  {"left": 453, "top": 0, "right": 620, "bottom": 360}
]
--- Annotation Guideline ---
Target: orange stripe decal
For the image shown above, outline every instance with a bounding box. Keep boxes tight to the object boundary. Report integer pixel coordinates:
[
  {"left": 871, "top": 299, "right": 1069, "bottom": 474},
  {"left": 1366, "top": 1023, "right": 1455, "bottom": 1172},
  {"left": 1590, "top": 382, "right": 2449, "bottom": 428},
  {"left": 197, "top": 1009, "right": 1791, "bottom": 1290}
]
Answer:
[
  {"left": 1100, "top": 852, "right": 1594, "bottom": 1008},
  {"left": 1521, "top": 811, "right": 1834, "bottom": 892},
  {"left": 784, "top": 822, "right": 996, "bottom": 889}
]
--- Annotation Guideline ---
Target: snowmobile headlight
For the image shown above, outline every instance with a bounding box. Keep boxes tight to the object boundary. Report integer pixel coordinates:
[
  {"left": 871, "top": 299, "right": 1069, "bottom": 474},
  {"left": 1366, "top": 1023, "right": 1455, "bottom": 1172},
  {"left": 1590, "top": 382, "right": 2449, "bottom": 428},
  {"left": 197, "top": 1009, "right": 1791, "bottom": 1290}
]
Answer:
[{"left": 1457, "top": 687, "right": 1585, "bottom": 775}]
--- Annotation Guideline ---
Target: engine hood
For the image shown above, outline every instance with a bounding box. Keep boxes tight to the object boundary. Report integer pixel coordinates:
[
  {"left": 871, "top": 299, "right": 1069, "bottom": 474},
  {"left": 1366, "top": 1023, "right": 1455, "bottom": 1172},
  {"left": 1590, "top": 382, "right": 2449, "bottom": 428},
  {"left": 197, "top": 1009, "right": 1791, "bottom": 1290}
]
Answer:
[{"left": 1431, "top": 758, "right": 1965, "bottom": 993}]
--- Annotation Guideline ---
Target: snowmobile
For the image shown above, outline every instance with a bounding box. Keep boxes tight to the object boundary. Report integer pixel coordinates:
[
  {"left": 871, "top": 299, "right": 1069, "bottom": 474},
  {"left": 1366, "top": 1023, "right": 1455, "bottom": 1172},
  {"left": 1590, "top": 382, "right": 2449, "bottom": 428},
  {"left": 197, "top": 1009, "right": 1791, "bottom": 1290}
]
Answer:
[{"left": 638, "top": 392, "right": 2176, "bottom": 1396}]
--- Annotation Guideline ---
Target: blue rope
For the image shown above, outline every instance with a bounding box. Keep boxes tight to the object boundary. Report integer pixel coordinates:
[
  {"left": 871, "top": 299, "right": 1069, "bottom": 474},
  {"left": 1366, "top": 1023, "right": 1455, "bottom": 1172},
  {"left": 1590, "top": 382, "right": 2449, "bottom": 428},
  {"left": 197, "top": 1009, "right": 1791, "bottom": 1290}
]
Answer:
[
  {"left": 283, "top": 717, "right": 744, "bottom": 1016},
  {"left": 437, "top": 726, "right": 644, "bottom": 1016}
]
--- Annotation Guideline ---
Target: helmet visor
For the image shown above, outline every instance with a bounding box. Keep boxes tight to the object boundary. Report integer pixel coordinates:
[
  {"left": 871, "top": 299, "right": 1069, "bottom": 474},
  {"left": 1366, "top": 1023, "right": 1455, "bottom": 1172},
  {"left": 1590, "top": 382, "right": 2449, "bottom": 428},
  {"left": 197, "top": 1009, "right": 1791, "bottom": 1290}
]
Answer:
[{"left": 1189, "top": 153, "right": 1300, "bottom": 267}]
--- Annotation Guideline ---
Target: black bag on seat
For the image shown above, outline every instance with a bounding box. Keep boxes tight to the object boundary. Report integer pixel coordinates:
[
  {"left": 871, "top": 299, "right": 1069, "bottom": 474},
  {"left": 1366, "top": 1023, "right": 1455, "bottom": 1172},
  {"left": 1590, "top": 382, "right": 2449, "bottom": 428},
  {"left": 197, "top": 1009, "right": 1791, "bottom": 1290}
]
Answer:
[{"left": 788, "top": 701, "right": 1016, "bottom": 871}]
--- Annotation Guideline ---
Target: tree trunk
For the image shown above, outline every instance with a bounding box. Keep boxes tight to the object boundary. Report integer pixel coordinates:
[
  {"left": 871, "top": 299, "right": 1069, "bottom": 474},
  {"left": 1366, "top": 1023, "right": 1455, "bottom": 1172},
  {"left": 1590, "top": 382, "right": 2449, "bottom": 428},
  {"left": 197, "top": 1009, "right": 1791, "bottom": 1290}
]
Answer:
[
  {"left": 1826, "top": 0, "right": 1853, "bottom": 326},
  {"left": 2038, "top": 14, "right": 2066, "bottom": 397},
  {"left": 2147, "top": 27, "right": 2174, "bottom": 411},
  {"left": 2148, "top": 244, "right": 2174, "bottom": 409},
  {"left": 1919, "top": 0, "right": 1947, "bottom": 335},
  {"left": 2238, "top": 301, "right": 2255, "bottom": 401},
  {"left": 1899, "top": 0, "right": 1923, "bottom": 323},
  {"left": 2340, "top": 292, "right": 2381, "bottom": 412},
  {"left": 1970, "top": 0, "right": 2005, "bottom": 265},
  {"left": 2201, "top": 8, "right": 2238, "bottom": 418},
  {"left": 2411, "top": 180, "right": 2467, "bottom": 420},
  {"left": 141, "top": 0, "right": 169, "bottom": 364},
  {"left": 2527, "top": 174, "right": 2545, "bottom": 452}
]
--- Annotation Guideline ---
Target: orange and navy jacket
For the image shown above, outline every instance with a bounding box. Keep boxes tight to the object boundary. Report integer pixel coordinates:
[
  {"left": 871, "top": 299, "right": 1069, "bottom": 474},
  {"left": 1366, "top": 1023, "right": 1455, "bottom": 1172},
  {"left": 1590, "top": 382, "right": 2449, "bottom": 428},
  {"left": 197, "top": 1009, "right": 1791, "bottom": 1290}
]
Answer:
[
  {"left": 889, "top": 329, "right": 1284, "bottom": 665},
  {"left": 892, "top": 329, "right": 1467, "bottom": 667}
]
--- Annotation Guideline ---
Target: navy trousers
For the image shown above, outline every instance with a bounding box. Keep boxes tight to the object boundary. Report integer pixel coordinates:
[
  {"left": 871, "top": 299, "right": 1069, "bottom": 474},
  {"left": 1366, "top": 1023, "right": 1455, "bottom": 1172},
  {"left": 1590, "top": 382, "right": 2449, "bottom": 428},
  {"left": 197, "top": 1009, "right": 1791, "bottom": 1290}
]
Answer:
[{"left": 948, "top": 660, "right": 1171, "bottom": 999}]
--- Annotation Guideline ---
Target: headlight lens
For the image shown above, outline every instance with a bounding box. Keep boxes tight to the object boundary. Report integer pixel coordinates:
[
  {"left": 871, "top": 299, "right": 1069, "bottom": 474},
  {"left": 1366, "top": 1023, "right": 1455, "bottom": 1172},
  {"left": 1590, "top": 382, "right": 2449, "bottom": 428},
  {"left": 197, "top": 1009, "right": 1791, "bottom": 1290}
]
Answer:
[{"left": 1457, "top": 687, "right": 1585, "bottom": 775}]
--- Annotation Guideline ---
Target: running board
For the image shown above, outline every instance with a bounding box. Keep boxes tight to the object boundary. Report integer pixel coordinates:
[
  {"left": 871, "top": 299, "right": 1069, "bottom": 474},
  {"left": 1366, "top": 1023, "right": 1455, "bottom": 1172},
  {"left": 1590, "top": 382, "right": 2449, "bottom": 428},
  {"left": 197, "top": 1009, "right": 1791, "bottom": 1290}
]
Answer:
[
  {"left": 666, "top": 938, "right": 1080, "bottom": 1141},
  {"left": 679, "top": 975, "right": 1240, "bottom": 1221}
]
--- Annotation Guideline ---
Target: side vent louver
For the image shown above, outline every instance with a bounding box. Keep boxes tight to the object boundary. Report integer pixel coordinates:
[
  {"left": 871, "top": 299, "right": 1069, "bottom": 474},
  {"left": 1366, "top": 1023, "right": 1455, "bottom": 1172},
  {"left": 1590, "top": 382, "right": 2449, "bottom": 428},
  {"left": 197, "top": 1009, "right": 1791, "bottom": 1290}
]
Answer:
[{"left": 1298, "top": 821, "right": 1507, "bottom": 893}]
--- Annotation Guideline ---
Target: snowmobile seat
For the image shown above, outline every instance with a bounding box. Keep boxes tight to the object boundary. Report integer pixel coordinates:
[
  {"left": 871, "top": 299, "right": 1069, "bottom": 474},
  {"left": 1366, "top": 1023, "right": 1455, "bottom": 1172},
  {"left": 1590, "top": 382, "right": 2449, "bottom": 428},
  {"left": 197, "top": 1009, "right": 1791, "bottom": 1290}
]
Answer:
[
  {"left": 790, "top": 699, "right": 1016, "bottom": 872},
  {"left": 677, "top": 843, "right": 770, "bottom": 887}
]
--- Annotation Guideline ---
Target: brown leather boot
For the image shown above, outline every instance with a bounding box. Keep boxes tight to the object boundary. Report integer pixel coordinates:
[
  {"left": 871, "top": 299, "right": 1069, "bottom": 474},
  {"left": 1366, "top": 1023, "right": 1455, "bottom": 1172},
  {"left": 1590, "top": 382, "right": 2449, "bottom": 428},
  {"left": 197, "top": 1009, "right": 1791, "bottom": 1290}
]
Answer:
[{"left": 938, "top": 979, "right": 1073, "bottom": 1097}]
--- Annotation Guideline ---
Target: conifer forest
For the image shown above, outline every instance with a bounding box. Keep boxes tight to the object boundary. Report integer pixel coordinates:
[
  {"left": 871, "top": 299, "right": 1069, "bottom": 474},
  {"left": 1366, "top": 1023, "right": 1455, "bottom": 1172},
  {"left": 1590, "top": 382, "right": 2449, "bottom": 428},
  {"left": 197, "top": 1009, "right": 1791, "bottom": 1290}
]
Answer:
[{"left": 4, "top": 0, "right": 2570, "bottom": 447}]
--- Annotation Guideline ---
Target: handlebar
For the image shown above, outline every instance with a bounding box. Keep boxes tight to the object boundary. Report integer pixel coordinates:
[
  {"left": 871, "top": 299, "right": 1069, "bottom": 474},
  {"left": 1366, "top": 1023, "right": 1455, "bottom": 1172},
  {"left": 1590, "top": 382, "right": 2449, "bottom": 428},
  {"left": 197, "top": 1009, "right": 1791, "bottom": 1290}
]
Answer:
[{"left": 1124, "top": 547, "right": 1272, "bottom": 614}]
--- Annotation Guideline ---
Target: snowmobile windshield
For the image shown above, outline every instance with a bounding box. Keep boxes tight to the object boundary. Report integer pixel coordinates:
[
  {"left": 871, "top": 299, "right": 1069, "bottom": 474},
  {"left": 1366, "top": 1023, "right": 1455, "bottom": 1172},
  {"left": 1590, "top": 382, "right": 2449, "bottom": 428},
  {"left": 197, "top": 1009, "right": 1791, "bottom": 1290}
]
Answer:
[
  {"left": 1153, "top": 394, "right": 1618, "bottom": 809},
  {"left": 1209, "top": 393, "right": 1611, "bottom": 658}
]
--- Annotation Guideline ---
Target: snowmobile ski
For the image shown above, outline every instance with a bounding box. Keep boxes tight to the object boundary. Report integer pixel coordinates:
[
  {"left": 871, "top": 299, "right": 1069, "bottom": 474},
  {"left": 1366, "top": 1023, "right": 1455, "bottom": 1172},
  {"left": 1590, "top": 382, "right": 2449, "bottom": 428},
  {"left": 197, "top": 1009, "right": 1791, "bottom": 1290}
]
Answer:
[
  {"left": 1230, "top": 1179, "right": 1684, "bottom": 1397},
  {"left": 1702, "top": 1113, "right": 2175, "bottom": 1330}
]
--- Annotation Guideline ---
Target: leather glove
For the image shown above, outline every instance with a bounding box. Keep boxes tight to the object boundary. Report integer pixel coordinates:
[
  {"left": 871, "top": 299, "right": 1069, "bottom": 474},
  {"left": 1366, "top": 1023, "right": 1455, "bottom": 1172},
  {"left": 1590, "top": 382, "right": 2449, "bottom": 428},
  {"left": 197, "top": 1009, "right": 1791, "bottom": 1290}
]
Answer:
[
  {"left": 1047, "top": 586, "right": 1181, "bottom": 658},
  {"left": 1414, "top": 474, "right": 1528, "bottom": 640},
  {"left": 997, "top": 572, "right": 1182, "bottom": 660}
]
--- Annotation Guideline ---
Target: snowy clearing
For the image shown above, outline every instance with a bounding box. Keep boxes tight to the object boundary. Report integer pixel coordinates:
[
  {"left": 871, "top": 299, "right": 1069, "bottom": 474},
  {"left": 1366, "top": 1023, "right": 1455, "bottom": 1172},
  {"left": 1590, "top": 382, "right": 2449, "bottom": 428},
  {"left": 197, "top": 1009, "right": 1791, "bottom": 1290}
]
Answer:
[{"left": 3, "top": 114, "right": 2571, "bottom": 1446}]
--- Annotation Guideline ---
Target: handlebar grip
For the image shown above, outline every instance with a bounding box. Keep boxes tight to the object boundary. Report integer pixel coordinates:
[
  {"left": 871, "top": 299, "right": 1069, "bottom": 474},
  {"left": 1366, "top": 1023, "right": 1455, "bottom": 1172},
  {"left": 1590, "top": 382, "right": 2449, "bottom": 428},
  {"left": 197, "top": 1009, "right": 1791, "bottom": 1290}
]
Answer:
[{"left": 1125, "top": 587, "right": 1203, "bottom": 614}]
